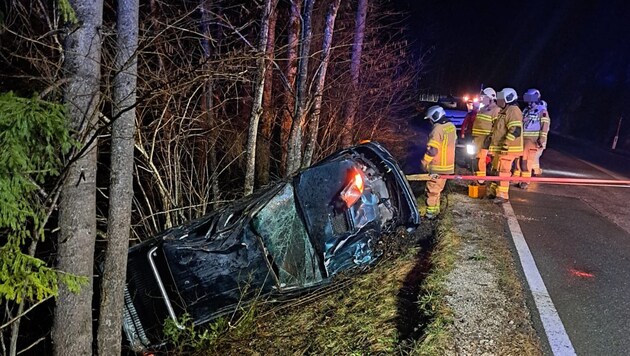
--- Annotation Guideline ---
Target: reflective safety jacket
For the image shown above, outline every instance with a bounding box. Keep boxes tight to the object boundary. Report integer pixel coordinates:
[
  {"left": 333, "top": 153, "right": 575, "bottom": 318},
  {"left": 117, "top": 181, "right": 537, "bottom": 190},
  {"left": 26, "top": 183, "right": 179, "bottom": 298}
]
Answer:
[
  {"left": 522, "top": 104, "right": 550, "bottom": 146},
  {"left": 488, "top": 104, "right": 523, "bottom": 154},
  {"left": 472, "top": 103, "right": 500, "bottom": 137},
  {"left": 539, "top": 108, "right": 550, "bottom": 147},
  {"left": 422, "top": 121, "right": 457, "bottom": 174}
]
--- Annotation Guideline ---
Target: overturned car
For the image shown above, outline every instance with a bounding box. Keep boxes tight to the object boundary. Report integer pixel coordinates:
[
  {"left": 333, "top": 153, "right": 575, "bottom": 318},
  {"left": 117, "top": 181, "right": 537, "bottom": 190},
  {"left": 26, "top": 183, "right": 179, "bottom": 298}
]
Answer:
[{"left": 122, "top": 141, "right": 420, "bottom": 351}]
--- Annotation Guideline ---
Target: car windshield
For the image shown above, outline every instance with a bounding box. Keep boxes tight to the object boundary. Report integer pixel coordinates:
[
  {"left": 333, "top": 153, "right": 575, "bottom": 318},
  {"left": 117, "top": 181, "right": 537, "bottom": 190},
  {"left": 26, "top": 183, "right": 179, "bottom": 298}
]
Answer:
[{"left": 251, "top": 183, "right": 323, "bottom": 289}]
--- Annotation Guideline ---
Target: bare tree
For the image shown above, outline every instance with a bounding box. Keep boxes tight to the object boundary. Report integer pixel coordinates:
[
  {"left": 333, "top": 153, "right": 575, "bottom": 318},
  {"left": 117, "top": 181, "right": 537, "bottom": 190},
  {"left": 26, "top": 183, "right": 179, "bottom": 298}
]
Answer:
[
  {"left": 286, "top": 0, "right": 316, "bottom": 175},
  {"left": 52, "top": 0, "right": 103, "bottom": 354},
  {"left": 97, "top": 0, "right": 138, "bottom": 353},
  {"left": 200, "top": 0, "right": 221, "bottom": 210},
  {"left": 280, "top": 0, "right": 302, "bottom": 174},
  {"left": 303, "top": 0, "right": 341, "bottom": 168},
  {"left": 341, "top": 0, "right": 368, "bottom": 147},
  {"left": 256, "top": 0, "right": 279, "bottom": 186},
  {"left": 244, "top": 0, "right": 274, "bottom": 195}
]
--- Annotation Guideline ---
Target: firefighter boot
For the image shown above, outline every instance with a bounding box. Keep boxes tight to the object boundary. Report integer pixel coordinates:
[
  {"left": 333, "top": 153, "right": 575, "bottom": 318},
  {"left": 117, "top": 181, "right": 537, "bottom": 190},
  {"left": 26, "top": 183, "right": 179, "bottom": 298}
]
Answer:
[{"left": 486, "top": 182, "right": 497, "bottom": 199}]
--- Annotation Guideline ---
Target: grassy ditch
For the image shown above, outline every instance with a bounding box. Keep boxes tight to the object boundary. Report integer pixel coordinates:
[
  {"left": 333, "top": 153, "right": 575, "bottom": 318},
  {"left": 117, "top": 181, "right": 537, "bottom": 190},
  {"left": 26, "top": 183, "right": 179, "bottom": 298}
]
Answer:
[
  {"left": 159, "top": 224, "right": 442, "bottom": 355},
  {"left": 159, "top": 186, "right": 540, "bottom": 355}
]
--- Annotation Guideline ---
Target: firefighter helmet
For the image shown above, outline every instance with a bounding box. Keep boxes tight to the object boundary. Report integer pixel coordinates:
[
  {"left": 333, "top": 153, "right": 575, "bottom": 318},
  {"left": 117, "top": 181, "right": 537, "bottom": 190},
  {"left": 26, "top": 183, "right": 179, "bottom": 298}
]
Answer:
[
  {"left": 497, "top": 88, "right": 518, "bottom": 104},
  {"left": 524, "top": 88, "right": 541, "bottom": 103},
  {"left": 425, "top": 105, "right": 446, "bottom": 123},
  {"left": 481, "top": 87, "right": 497, "bottom": 100}
]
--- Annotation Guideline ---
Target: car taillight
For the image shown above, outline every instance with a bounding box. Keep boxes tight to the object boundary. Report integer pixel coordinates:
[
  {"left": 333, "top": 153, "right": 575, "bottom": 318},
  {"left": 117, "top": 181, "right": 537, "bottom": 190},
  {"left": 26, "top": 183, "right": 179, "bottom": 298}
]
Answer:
[{"left": 340, "top": 172, "right": 365, "bottom": 208}]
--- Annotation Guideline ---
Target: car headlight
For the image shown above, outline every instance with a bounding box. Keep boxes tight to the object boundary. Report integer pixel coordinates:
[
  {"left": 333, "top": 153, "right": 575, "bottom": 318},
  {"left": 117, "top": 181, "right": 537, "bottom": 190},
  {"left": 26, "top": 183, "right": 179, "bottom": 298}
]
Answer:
[{"left": 466, "top": 143, "right": 476, "bottom": 156}]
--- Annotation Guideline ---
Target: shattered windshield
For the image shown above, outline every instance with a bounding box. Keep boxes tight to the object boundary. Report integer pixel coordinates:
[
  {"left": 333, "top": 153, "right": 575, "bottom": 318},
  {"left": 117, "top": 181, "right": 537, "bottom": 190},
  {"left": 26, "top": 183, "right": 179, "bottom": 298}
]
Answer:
[{"left": 252, "top": 183, "right": 323, "bottom": 289}]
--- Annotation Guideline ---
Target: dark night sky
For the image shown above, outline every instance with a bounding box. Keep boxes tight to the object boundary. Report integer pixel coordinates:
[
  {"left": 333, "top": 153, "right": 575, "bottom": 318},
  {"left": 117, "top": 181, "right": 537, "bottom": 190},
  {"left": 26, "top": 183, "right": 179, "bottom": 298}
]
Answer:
[
  {"left": 394, "top": 0, "right": 630, "bottom": 92},
  {"left": 392, "top": 0, "right": 630, "bottom": 147}
]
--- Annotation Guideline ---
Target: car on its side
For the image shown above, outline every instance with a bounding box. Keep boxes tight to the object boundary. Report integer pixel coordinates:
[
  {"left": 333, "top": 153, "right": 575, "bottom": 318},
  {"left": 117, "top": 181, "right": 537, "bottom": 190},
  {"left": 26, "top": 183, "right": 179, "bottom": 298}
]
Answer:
[{"left": 122, "top": 141, "right": 420, "bottom": 352}]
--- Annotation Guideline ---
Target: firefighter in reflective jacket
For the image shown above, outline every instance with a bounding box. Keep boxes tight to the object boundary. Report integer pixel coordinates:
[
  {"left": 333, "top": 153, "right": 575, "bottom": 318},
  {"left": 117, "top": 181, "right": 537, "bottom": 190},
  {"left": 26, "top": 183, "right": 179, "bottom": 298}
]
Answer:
[
  {"left": 533, "top": 100, "right": 550, "bottom": 175},
  {"left": 472, "top": 87, "right": 500, "bottom": 180},
  {"left": 421, "top": 105, "right": 456, "bottom": 219},
  {"left": 487, "top": 88, "right": 523, "bottom": 203},
  {"left": 517, "top": 89, "right": 549, "bottom": 188}
]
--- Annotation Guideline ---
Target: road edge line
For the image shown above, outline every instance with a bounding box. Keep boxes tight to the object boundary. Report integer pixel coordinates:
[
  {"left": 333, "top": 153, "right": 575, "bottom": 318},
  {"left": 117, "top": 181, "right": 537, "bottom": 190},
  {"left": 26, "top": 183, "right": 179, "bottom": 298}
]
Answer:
[{"left": 503, "top": 201, "right": 576, "bottom": 356}]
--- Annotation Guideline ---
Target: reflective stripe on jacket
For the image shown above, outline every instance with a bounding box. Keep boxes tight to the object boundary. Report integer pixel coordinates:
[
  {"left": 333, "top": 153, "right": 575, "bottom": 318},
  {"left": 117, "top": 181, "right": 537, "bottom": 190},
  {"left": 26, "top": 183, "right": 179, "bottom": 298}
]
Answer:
[
  {"left": 424, "top": 122, "right": 456, "bottom": 174},
  {"left": 472, "top": 104, "right": 500, "bottom": 137},
  {"left": 488, "top": 105, "right": 523, "bottom": 154},
  {"left": 539, "top": 110, "right": 551, "bottom": 146}
]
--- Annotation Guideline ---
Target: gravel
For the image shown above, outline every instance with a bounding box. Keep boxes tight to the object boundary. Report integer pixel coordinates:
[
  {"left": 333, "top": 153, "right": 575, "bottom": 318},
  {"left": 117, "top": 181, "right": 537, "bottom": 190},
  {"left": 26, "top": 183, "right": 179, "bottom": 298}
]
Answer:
[{"left": 441, "top": 191, "right": 542, "bottom": 355}]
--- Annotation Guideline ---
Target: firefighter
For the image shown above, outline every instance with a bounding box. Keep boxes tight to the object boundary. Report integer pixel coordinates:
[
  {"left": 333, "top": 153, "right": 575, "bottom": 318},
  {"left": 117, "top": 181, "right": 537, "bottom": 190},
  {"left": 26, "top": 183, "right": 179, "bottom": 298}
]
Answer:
[
  {"left": 518, "top": 89, "right": 549, "bottom": 188},
  {"left": 460, "top": 98, "right": 479, "bottom": 141},
  {"left": 487, "top": 88, "right": 523, "bottom": 203},
  {"left": 421, "top": 105, "right": 457, "bottom": 219},
  {"left": 533, "top": 100, "right": 550, "bottom": 175},
  {"left": 471, "top": 87, "right": 500, "bottom": 182}
]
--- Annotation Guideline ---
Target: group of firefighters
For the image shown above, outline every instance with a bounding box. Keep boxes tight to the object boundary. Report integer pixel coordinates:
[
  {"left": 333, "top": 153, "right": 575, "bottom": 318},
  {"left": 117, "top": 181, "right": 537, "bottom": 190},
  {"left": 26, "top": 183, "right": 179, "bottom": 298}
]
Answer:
[{"left": 420, "top": 87, "right": 550, "bottom": 219}]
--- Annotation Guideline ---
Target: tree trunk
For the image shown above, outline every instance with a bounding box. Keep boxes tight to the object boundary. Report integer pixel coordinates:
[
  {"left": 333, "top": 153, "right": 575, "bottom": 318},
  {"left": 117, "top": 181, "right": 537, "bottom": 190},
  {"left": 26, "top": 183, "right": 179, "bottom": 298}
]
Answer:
[
  {"left": 52, "top": 0, "right": 103, "bottom": 354},
  {"left": 341, "top": 0, "right": 368, "bottom": 147},
  {"left": 256, "top": 0, "right": 278, "bottom": 187},
  {"left": 280, "top": 0, "right": 302, "bottom": 175},
  {"left": 244, "top": 0, "right": 273, "bottom": 195},
  {"left": 303, "top": 0, "right": 341, "bottom": 168},
  {"left": 200, "top": 0, "right": 220, "bottom": 209},
  {"left": 286, "top": 0, "right": 315, "bottom": 175},
  {"left": 96, "top": 0, "right": 138, "bottom": 354}
]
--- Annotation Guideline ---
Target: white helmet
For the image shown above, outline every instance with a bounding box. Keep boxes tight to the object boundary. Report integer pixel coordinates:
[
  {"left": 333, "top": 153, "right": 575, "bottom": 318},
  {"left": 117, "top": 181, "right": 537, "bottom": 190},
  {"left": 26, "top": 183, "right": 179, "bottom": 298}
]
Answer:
[
  {"left": 497, "top": 88, "right": 518, "bottom": 104},
  {"left": 425, "top": 105, "right": 446, "bottom": 123},
  {"left": 481, "top": 87, "right": 497, "bottom": 100},
  {"left": 523, "top": 88, "right": 541, "bottom": 103}
]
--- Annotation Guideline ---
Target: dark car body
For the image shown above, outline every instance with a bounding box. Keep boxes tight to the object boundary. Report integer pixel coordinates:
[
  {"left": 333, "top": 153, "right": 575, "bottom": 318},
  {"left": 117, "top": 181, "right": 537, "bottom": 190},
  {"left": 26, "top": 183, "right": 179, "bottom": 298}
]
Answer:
[
  {"left": 122, "top": 141, "right": 420, "bottom": 351},
  {"left": 417, "top": 96, "right": 468, "bottom": 131},
  {"left": 438, "top": 96, "right": 468, "bottom": 129}
]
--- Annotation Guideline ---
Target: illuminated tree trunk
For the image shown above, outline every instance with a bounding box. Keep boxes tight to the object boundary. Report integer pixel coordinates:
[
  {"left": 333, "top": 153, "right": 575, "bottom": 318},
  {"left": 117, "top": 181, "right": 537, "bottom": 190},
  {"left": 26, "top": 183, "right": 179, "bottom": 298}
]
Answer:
[
  {"left": 244, "top": 0, "right": 273, "bottom": 195},
  {"left": 97, "top": 0, "right": 138, "bottom": 354},
  {"left": 341, "top": 0, "right": 368, "bottom": 147},
  {"left": 280, "top": 0, "right": 302, "bottom": 175},
  {"left": 52, "top": 0, "right": 103, "bottom": 354},
  {"left": 256, "top": 0, "right": 278, "bottom": 186},
  {"left": 286, "top": 0, "right": 315, "bottom": 175},
  {"left": 303, "top": 0, "right": 341, "bottom": 168}
]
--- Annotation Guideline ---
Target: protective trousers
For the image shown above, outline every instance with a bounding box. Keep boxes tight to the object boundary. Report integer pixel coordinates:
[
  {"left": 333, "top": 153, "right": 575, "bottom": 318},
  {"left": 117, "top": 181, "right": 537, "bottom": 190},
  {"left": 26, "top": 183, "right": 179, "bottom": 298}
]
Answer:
[
  {"left": 426, "top": 178, "right": 446, "bottom": 215},
  {"left": 489, "top": 154, "right": 519, "bottom": 200},
  {"left": 473, "top": 135, "right": 489, "bottom": 177},
  {"left": 519, "top": 148, "right": 538, "bottom": 179},
  {"left": 533, "top": 147, "right": 545, "bottom": 175}
]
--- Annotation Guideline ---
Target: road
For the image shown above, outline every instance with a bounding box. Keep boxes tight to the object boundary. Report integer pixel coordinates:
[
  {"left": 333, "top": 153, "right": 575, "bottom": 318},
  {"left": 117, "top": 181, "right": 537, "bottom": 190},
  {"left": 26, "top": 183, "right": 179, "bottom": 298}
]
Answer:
[{"left": 508, "top": 135, "right": 630, "bottom": 355}]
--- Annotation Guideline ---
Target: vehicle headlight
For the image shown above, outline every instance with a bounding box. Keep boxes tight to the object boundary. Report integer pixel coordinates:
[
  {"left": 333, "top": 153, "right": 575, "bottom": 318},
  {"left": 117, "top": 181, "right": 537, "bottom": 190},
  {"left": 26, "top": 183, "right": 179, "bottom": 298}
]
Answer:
[{"left": 466, "top": 143, "right": 476, "bottom": 156}]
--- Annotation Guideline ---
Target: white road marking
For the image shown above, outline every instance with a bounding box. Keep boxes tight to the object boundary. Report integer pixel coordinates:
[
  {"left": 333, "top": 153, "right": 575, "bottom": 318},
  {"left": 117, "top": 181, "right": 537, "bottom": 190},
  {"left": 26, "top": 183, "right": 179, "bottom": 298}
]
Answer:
[{"left": 503, "top": 202, "right": 576, "bottom": 356}]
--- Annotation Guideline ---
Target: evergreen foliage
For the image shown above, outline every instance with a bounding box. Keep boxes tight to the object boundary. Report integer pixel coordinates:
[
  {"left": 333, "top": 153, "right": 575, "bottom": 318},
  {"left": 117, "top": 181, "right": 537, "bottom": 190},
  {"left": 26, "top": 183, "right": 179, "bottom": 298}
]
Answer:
[
  {"left": 0, "top": 91, "right": 86, "bottom": 304},
  {"left": 58, "top": 0, "right": 77, "bottom": 25}
]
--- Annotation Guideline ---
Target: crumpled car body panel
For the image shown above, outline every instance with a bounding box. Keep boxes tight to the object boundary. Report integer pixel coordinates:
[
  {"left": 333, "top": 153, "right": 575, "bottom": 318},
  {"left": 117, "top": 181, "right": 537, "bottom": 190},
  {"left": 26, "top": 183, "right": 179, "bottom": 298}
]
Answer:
[{"left": 122, "top": 141, "right": 419, "bottom": 351}]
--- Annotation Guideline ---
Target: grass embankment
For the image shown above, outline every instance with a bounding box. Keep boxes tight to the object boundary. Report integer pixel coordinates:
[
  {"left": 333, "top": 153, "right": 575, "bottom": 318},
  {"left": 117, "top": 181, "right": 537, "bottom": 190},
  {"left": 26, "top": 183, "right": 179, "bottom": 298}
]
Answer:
[{"left": 166, "top": 188, "right": 538, "bottom": 355}]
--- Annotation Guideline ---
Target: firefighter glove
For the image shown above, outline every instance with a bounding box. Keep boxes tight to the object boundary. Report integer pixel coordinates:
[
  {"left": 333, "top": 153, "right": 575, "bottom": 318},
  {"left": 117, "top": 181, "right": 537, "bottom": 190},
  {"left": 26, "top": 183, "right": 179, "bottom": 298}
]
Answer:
[{"left": 419, "top": 161, "right": 429, "bottom": 173}]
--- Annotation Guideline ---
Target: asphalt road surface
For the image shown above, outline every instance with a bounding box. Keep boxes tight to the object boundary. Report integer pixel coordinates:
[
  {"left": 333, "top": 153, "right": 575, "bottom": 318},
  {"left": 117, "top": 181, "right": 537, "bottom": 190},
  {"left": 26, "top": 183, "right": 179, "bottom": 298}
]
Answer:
[{"left": 508, "top": 135, "right": 630, "bottom": 355}]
